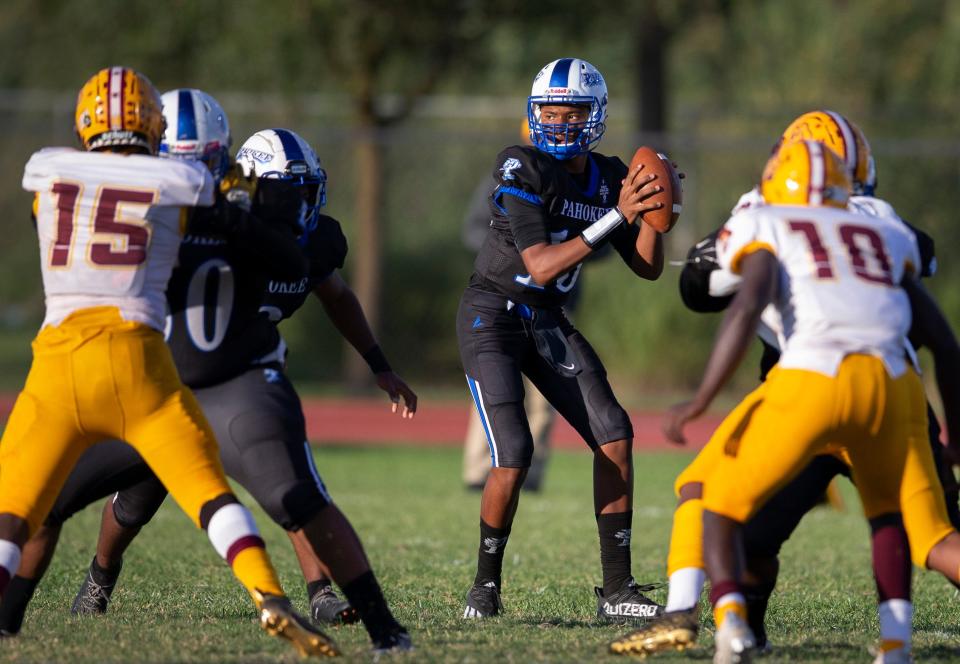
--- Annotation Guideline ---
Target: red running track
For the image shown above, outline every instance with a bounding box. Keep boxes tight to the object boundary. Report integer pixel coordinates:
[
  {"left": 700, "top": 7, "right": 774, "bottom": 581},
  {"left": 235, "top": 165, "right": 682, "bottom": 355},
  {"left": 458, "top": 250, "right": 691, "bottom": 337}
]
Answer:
[{"left": 0, "top": 395, "right": 721, "bottom": 450}]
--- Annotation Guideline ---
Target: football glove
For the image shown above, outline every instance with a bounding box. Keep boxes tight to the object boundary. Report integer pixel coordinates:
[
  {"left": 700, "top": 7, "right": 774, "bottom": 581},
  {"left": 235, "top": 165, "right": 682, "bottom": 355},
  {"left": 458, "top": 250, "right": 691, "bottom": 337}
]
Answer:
[{"left": 219, "top": 160, "right": 257, "bottom": 212}]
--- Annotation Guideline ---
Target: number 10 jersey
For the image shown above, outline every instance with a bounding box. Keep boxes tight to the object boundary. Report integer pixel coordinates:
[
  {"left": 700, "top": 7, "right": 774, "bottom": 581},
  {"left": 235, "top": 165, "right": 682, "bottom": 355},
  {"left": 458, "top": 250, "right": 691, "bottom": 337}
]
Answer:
[
  {"left": 23, "top": 147, "right": 214, "bottom": 331},
  {"left": 717, "top": 203, "right": 921, "bottom": 378}
]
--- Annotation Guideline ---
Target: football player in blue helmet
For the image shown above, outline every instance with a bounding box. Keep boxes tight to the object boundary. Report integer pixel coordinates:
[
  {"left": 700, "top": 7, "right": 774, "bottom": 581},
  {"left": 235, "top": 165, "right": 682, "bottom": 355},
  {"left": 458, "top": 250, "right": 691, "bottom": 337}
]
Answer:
[
  {"left": 458, "top": 57, "right": 673, "bottom": 624},
  {"left": 527, "top": 58, "right": 607, "bottom": 159},
  {"left": 159, "top": 88, "right": 232, "bottom": 180},
  {"left": 237, "top": 128, "right": 327, "bottom": 238}
]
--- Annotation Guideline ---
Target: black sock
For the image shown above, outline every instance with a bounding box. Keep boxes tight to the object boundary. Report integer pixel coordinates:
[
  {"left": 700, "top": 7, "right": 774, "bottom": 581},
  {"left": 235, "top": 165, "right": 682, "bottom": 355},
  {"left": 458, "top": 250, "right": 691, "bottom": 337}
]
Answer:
[
  {"left": 90, "top": 556, "right": 121, "bottom": 586},
  {"left": 597, "top": 511, "right": 632, "bottom": 596},
  {"left": 0, "top": 575, "right": 39, "bottom": 634},
  {"left": 474, "top": 519, "right": 510, "bottom": 589},
  {"left": 744, "top": 582, "right": 774, "bottom": 648},
  {"left": 341, "top": 571, "right": 403, "bottom": 643},
  {"left": 306, "top": 579, "right": 330, "bottom": 600}
]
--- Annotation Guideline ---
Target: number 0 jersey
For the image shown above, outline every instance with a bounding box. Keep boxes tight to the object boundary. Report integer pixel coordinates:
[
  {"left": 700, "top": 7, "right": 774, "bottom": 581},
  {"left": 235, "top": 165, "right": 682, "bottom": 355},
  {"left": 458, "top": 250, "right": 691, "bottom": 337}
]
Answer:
[
  {"left": 469, "top": 145, "right": 640, "bottom": 309},
  {"left": 23, "top": 148, "right": 213, "bottom": 330},
  {"left": 163, "top": 223, "right": 302, "bottom": 388},
  {"left": 717, "top": 204, "right": 921, "bottom": 378}
]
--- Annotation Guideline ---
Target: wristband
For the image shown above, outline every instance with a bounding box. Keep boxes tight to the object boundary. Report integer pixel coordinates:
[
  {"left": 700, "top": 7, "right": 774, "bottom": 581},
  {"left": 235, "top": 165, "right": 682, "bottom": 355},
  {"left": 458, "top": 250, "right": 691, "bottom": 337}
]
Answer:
[
  {"left": 580, "top": 207, "right": 626, "bottom": 248},
  {"left": 362, "top": 345, "right": 392, "bottom": 374}
]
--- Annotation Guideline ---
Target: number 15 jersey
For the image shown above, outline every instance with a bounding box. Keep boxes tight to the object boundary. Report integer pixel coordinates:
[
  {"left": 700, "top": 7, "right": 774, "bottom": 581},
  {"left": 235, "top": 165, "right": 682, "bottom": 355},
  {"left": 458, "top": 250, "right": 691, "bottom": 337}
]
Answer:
[
  {"left": 717, "top": 204, "right": 920, "bottom": 378},
  {"left": 23, "top": 147, "right": 213, "bottom": 331}
]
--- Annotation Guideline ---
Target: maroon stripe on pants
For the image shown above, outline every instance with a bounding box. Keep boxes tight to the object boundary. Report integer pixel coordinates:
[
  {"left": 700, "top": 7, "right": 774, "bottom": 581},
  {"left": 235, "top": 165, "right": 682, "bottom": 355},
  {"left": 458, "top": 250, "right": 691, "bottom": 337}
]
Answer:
[
  {"left": 0, "top": 566, "right": 10, "bottom": 594},
  {"left": 226, "top": 535, "right": 266, "bottom": 566}
]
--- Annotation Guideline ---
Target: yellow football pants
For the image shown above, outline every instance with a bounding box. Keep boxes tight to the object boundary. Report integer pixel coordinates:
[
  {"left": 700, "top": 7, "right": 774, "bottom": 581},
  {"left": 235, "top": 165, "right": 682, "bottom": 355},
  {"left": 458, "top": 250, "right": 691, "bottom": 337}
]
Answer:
[
  {"left": 704, "top": 355, "right": 923, "bottom": 524},
  {"left": 0, "top": 307, "right": 231, "bottom": 535},
  {"left": 668, "top": 354, "right": 948, "bottom": 570}
]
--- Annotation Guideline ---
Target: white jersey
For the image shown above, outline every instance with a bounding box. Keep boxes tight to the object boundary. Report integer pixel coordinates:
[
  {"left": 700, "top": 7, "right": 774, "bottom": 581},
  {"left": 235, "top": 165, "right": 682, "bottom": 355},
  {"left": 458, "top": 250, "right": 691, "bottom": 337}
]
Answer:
[
  {"left": 711, "top": 188, "right": 922, "bottom": 352},
  {"left": 23, "top": 148, "right": 214, "bottom": 330},
  {"left": 717, "top": 204, "right": 920, "bottom": 378}
]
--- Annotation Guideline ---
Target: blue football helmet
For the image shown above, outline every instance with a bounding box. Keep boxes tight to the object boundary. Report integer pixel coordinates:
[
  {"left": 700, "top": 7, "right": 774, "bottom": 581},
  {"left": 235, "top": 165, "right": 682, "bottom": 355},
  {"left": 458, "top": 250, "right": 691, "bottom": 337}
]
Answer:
[
  {"left": 159, "top": 88, "right": 231, "bottom": 179},
  {"left": 527, "top": 58, "right": 608, "bottom": 160},
  {"left": 235, "top": 128, "right": 327, "bottom": 234}
]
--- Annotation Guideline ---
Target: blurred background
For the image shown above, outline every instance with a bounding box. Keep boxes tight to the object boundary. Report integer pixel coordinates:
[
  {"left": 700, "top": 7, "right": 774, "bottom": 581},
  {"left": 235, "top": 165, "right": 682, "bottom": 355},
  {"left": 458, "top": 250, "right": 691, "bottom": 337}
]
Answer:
[{"left": 1, "top": 0, "right": 959, "bottom": 405}]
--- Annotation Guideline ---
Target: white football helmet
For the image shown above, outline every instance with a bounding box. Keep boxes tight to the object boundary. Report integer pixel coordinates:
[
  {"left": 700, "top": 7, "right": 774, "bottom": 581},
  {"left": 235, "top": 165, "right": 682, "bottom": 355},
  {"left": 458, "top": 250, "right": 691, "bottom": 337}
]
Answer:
[
  {"left": 527, "top": 58, "right": 608, "bottom": 159},
  {"left": 236, "top": 128, "right": 327, "bottom": 232},
  {"left": 159, "top": 88, "right": 231, "bottom": 179}
]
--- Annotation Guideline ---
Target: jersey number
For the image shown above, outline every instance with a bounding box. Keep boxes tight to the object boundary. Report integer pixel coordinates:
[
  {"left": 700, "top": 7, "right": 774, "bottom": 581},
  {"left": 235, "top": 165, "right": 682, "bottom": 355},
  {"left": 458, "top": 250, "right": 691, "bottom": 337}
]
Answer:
[
  {"left": 180, "top": 258, "right": 235, "bottom": 351},
  {"left": 788, "top": 220, "right": 894, "bottom": 286},
  {"left": 50, "top": 183, "right": 153, "bottom": 267}
]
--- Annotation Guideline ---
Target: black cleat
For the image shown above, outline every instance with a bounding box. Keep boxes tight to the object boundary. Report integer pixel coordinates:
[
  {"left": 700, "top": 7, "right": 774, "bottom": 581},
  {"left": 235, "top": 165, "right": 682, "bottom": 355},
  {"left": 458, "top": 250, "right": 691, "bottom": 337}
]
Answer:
[
  {"left": 462, "top": 581, "right": 502, "bottom": 618},
  {"left": 372, "top": 628, "right": 413, "bottom": 658},
  {"left": 596, "top": 577, "right": 663, "bottom": 623},
  {"left": 71, "top": 560, "right": 120, "bottom": 616},
  {"left": 310, "top": 585, "right": 359, "bottom": 625}
]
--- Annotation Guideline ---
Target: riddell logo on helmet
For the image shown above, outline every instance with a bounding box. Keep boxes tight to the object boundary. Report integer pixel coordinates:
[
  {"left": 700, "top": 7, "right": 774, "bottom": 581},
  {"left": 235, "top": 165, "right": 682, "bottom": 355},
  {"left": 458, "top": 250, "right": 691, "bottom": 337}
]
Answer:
[{"left": 546, "top": 87, "right": 572, "bottom": 95}]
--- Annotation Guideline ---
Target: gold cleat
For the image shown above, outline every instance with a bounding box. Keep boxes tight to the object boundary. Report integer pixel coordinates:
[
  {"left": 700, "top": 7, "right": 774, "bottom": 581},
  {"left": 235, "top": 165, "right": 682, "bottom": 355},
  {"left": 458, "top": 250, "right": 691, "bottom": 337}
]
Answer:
[
  {"left": 609, "top": 609, "right": 699, "bottom": 657},
  {"left": 255, "top": 591, "right": 341, "bottom": 658}
]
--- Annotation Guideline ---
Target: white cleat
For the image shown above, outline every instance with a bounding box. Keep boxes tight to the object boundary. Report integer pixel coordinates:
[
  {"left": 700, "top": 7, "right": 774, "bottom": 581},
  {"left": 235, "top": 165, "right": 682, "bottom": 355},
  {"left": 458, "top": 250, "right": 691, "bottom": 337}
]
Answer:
[{"left": 713, "top": 613, "right": 756, "bottom": 664}]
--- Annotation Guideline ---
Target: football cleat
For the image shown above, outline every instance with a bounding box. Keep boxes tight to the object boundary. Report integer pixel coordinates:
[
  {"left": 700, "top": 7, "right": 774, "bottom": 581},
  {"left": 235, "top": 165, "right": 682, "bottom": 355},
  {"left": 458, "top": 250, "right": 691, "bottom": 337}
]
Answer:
[
  {"left": 70, "top": 560, "right": 120, "bottom": 616},
  {"left": 713, "top": 612, "right": 756, "bottom": 664},
  {"left": 310, "top": 585, "right": 359, "bottom": 626},
  {"left": 463, "top": 581, "right": 502, "bottom": 618},
  {"left": 596, "top": 578, "right": 663, "bottom": 623},
  {"left": 761, "top": 140, "right": 851, "bottom": 209},
  {"left": 256, "top": 592, "right": 340, "bottom": 657},
  {"left": 372, "top": 628, "right": 414, "bottom": 658},
  {"left": 608, "top": 608, "right": 699, "bottom": 656}
]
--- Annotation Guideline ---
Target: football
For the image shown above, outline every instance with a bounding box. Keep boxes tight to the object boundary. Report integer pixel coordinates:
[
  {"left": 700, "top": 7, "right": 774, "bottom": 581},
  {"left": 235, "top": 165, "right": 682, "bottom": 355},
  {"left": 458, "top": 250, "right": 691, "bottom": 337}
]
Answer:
[{"left": 627, "top": 146, "right": 683, "bottom": 233}]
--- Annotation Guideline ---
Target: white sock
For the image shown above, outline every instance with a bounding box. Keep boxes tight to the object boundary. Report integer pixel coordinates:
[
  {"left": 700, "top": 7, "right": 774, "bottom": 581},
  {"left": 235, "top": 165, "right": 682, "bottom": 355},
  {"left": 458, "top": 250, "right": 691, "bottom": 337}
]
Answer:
[
  {"left": 878, "top": 599, "right": 912, "bottom": 650},
  {"left": 665, "top": 567, "right": 706, "bottom": 612},
  {"left": 0, "top": 540, "right": 22, "bottom": 583}
]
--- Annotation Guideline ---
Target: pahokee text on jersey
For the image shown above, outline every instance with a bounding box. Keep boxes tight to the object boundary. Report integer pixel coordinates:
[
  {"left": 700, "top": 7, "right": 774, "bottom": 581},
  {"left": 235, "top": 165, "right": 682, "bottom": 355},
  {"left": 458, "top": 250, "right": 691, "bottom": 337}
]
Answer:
[{"left": 469, "top": 145, "right": 640, "bottom": 309}]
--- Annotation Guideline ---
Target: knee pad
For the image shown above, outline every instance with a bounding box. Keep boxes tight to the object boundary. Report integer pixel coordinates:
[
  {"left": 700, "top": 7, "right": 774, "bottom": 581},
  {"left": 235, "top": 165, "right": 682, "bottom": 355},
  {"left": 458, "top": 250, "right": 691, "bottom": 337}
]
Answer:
[{"left": 112, "top": 480, "right": 168, "bottom": 529}]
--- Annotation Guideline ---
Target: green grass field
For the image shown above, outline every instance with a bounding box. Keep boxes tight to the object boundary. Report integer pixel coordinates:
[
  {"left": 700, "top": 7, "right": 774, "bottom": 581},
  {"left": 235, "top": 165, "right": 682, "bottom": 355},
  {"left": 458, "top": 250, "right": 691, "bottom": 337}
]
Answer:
[{"left": 1, "top": 445, "right": 958, "bottom": 663}]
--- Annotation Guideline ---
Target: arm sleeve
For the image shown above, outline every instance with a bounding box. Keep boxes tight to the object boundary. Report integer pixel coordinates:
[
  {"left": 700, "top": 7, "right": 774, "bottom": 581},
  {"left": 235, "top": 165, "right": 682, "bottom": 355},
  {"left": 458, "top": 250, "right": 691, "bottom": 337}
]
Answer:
[
  {"left": 308, "top": 216, "right": 349, "bottom": 282},
  {"left": 491, "top": 147, "right": 549, "bottom": 252},
  {"left": 903, "top": 221, "right": 936, "bottom": 278}
]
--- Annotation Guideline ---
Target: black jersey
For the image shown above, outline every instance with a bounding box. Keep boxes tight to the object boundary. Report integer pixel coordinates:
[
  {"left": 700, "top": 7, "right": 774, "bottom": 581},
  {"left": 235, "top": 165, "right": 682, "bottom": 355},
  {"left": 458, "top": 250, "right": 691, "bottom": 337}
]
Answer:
[
  {"left": 259, "top": 213, "right": 348, "bottom": 324},
  {"left": 164, "top": 206, "right": 306, "bottom": 388},
  {"left": 469, "top": 145, "right": 640, "bottom": 309}
]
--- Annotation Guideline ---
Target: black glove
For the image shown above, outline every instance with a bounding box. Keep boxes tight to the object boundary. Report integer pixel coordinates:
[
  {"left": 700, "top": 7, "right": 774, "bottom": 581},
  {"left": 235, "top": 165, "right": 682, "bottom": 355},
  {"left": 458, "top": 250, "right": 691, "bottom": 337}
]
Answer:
[
  {"left": 678, "top": 229, "right": 733, "bottom": 313},
  {"left": 253, "top": 179, "right": 307, "bottom": 235}
]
